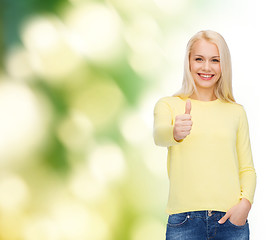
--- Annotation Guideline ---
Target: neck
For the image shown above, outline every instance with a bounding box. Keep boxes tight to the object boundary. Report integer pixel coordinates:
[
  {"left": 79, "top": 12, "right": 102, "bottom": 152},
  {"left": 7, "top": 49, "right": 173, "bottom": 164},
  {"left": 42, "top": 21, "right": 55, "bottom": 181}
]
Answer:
[{"left": 190, "top": 91, "right": 217, "bottom": 101}]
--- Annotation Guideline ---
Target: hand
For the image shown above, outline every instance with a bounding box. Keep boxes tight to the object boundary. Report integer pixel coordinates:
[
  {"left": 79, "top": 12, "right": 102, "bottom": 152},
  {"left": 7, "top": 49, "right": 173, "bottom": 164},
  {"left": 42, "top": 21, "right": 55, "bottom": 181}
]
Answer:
[
  {"left": 218, "top": 198, "right": 252, "bottom": 226},
  {"left": 173, "top": 100, "right": 193, "bottom": 142}
]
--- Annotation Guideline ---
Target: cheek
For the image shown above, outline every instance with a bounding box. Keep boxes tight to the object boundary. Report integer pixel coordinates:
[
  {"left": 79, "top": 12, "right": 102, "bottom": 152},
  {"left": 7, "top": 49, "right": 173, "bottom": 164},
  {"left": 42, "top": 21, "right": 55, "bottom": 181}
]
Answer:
[
  {"left": 190, "top": 62, "right": 198, "bottom": 73},
  {"left": 214, "top": 65, "right": 221, "bottom": 74}
]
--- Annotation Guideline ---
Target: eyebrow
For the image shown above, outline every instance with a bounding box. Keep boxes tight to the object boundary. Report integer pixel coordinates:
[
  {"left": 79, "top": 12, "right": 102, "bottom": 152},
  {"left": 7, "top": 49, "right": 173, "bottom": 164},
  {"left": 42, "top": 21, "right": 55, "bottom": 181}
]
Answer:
[{"left": 194, "top": 55, "right": 220, "bottom": 58}]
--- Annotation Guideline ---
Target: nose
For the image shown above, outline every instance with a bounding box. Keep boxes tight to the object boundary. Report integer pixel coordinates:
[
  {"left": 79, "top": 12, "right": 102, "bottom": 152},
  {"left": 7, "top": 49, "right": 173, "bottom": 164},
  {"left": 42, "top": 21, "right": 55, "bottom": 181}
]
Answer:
[{"left": 202, "top": 60, "right": 210, "bottom": 71}]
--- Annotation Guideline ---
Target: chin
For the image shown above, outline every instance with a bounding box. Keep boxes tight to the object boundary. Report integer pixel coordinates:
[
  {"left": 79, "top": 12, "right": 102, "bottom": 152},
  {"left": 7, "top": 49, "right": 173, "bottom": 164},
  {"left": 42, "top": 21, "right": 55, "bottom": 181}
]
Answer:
[{"left": 196, "top": 80, "right": 216, "bottom": 87}]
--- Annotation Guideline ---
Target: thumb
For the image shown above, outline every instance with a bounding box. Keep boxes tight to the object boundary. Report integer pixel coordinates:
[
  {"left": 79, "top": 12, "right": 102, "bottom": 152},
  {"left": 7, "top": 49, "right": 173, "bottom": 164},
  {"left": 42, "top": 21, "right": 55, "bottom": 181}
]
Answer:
[
  {"left": 218, "top": 213, "right": 229, "bottom": 224},
  {"left": 185, "top": 99, "right": 191, "bottom": 114}
]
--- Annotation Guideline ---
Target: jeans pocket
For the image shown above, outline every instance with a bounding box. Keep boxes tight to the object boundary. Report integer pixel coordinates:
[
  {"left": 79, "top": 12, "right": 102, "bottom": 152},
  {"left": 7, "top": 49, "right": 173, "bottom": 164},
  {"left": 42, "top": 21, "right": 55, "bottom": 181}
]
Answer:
[
  {"left": 227, "top": 218, "right": 248, "bottom": 228},
  {"left": 167, "top": 212, "right": 190, "bottom": 227}
]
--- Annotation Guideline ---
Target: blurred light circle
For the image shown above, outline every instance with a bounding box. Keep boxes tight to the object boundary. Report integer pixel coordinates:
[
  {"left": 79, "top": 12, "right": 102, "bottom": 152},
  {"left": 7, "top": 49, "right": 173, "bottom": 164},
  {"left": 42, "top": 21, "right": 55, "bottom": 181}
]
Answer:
[
  {"left": 142, "top": 142, "right": 167, "bottom": 178},
  {"left": 88, "top": 143, "right": 126, "bottom": 184},
  {"left": 124, "top": 13, "right": 161, "bottom": 50},
  {"left": 22, "top": 16, "right": 60, "bottom": 50},
  {"left": 57, "top": 109, "right": 93, "bottom": 151},
  {"left": 69, "top": 166, "right": 105, "bottom": 201},
  {"left": 64, "top": 2, "right": 123, "bottom": 63},
  {"left": 51, "top": 200, "right": 109, "bottom": 240},
  {"left": 0, "top": 173, "right": 29, "bottom": 212},
  {"left": 70, "top": 79, "right": 124, "bottom": 128},
  {"left": 131, "top": 217, "right": 166, "bottom": 240},
  {"left": 153, "top": 0, "right": 187, "bottom": 14},
  {"left": 23, "top": 217, "right": 60, "bottom": 240},
  {"left": 21, "top": 15, "right": 83, "bottom": 81},
  {"left": 6, "top": 46, "right": 33, "bottom": 80},
  {"left": 119, "top": 110, "right": 149, "bottom": 144},
  {"left": 124, "top": 14, "right": 164, "bottom": 75},
  {"left": 0, "top": 81, "right": 49, "bottom": 166}
]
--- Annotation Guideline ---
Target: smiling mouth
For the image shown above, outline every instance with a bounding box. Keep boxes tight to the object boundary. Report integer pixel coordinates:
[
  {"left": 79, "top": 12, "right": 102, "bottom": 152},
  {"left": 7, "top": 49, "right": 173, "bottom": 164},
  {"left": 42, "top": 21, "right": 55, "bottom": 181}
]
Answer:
[{"left": 198, "top": 73, "right": 215, "bottom": 80}]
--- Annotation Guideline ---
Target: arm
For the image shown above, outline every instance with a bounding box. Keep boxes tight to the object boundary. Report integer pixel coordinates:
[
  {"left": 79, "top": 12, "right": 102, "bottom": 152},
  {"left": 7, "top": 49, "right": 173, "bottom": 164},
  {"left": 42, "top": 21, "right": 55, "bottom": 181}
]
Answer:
[
  {"left": 153, "top": 98, "right": 183, "bottom": 147},
  {"left": 218, "top": 106, "right": 257, "bottom": 226},
  {"left": 236, "top": 106, "right": 257, "bottom": 205}
]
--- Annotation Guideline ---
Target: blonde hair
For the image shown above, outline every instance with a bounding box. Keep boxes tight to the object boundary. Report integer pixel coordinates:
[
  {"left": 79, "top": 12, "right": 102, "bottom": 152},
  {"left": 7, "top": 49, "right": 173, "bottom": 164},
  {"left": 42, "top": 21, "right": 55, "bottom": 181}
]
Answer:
[{"left": 173, "top": 30, "right": 236, "bottom": 103}]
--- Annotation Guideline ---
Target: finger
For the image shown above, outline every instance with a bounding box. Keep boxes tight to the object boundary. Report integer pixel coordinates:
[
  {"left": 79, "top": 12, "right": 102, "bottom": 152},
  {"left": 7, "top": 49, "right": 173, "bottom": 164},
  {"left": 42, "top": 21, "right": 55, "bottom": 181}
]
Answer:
[
  {"left": 184, "top": 131, "right": 190, "bottom": 136},
  {"left": 218, "top": 213, "right": 230, "bottom": 224},
  {"left": 183, "top": 120, "right": 193, "bottom": 126},
  {"left": 181, "top": 125, "right": 192, "bottom": 131},
  {"left": 185, "top": 99, "right": 191, "bottom": 114},
  {"left": 182, "top": 114, "right": 192, "bottom": 120},
  {"left": 176, "top": 115, "right": 191, "bottom": 121}
]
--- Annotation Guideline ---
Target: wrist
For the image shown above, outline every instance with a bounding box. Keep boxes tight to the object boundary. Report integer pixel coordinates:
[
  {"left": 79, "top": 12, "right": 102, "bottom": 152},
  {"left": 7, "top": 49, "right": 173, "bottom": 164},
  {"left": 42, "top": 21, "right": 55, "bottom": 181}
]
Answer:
[{"left": 241, "top": 198, "right": 252, "bottom": 210}]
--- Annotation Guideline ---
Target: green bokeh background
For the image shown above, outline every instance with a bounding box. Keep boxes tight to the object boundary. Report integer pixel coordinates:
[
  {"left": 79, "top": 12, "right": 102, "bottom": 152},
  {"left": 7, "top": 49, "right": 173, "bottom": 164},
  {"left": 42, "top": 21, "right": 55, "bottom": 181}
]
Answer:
[{"left": 0, "top": 0, "right": 251, "bottom": 239}]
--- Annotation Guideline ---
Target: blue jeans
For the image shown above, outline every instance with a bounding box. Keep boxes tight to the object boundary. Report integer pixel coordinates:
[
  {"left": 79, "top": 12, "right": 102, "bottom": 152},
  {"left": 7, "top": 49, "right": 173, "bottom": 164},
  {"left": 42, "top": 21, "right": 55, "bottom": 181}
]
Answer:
[{"left": 166, "top": 210, "right": 249, "bottom": 240}]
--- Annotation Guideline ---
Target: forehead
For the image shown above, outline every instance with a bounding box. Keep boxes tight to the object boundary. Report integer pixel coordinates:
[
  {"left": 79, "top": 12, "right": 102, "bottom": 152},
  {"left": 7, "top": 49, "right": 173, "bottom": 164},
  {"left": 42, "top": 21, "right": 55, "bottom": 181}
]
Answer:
[{"left": 191, "top": 39, "right": 219, "bottom": 56}]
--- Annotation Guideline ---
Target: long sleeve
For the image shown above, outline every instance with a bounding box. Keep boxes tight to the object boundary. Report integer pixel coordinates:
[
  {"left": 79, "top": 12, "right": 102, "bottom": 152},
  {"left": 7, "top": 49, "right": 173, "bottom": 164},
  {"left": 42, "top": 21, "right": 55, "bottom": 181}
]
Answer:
[
  {"left": 153, "top": 98, "right": 184, "bottom": 147},
  {"left": 236, "top": 106, "right": 257, "bottom": 205},
  {"left": 153, "top": 96, "right": 257, "bottom": 214}
]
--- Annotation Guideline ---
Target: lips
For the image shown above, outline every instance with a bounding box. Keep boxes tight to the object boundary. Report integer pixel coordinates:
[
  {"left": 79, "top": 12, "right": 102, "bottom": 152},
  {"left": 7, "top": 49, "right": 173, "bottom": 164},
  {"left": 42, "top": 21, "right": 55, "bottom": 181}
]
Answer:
[{"left": 198, "top": 73, "right": 215, "bottom": 80}]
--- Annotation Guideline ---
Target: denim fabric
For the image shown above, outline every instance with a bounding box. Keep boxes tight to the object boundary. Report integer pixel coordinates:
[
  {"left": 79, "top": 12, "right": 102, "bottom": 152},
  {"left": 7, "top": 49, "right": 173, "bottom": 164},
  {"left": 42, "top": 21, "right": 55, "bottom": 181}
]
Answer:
[{"left": 166, "top": 210, "right": 249, "bottom": 240}]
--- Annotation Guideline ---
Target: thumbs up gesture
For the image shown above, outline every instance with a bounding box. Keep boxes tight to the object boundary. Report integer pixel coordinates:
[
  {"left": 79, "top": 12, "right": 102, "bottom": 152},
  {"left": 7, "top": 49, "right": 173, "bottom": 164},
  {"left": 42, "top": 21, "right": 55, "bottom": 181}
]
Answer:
[{"left": 173, "top": 99, "right": 193, "bottom": 142}]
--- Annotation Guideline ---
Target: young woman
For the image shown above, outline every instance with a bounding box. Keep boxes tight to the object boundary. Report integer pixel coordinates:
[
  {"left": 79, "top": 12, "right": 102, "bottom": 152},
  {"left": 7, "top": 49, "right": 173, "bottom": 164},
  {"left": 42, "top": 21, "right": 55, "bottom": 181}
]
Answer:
[{"left": 153, "top": 30, "right": 256, "bottom": 239}]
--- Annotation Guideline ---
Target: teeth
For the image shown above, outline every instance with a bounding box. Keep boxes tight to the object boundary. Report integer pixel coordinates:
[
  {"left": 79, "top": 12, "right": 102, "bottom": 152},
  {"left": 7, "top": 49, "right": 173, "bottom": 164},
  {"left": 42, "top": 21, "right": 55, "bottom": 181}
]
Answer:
[{"left": 200, "top": 74, "right": 213, "bottom": 78}]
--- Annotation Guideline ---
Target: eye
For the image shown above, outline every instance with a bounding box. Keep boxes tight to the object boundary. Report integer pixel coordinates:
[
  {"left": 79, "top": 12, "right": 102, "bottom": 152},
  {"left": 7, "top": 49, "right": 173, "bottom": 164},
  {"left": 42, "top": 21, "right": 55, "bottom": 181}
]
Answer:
[
  {"left": 212, "top": 59, "right": 220, "bottom": 62},
  {"left": 195, "top": 58, "right": 203, "bottom": 61}
]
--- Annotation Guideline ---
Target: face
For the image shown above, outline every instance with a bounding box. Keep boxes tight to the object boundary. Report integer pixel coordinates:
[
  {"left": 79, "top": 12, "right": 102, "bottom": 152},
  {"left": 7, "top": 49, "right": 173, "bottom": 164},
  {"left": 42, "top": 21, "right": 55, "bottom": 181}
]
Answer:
[{"left": 189, "top": 39, "right": 221, "bottom": 92}]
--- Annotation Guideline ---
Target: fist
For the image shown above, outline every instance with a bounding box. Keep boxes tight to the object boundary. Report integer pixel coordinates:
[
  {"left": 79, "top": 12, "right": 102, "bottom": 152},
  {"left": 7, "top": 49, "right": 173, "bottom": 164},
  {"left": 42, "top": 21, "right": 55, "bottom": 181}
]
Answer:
[{"left": 173, "top": 99, "right": 193, "bottom": 142}]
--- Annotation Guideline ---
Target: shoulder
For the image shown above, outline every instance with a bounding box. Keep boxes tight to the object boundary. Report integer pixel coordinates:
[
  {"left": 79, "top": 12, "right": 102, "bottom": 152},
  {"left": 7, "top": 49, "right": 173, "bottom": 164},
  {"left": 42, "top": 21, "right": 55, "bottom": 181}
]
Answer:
[
  {"left": 154, "top": 96, "right": 183, "bottom": 114},
  {"left": 230, "top": 102, "right": 246, "bottom": 113},
  {"left": 227, "top": 102, "right": 249, "bottom": 126},
  {"left": 155, "top": 96, "right": 183, "bottom": 106},
  {"left": 222, "top": 100, "right": 245, "bottom": 112}
]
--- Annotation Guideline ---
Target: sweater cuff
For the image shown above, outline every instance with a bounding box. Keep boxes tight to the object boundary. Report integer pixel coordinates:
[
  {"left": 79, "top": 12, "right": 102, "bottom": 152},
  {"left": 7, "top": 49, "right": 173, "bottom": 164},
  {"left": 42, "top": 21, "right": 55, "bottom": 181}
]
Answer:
[
  {"left": 240, "top": 194, "right": 253, "bottom": 205},
  {"left": 169, "top": 125, "right": 184, "bottom": 145}
]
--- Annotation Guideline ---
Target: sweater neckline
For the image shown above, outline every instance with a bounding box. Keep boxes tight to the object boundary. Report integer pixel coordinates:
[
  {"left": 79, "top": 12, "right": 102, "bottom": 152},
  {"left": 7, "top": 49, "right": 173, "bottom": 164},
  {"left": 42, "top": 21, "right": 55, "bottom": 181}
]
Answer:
[{"left": 187, "top": 97, "right": 220, "bottom": 104}]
